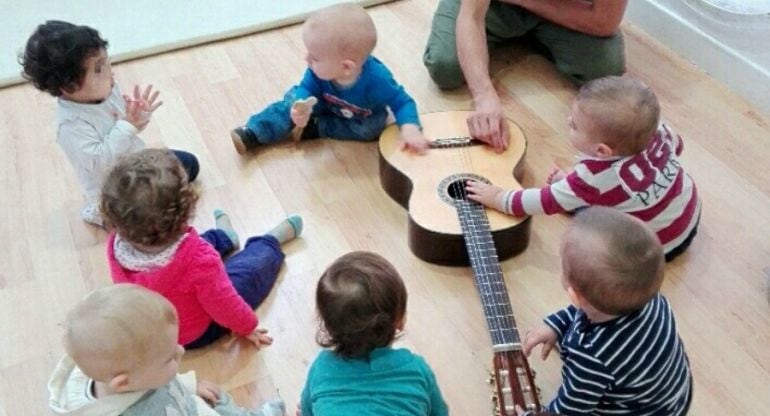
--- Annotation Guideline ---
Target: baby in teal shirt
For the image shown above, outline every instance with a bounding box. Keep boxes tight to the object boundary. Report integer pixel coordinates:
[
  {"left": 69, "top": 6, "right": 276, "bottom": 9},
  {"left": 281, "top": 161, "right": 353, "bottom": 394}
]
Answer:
[{"left": 299, "top": 251, "right": 449, "bottom": 416}]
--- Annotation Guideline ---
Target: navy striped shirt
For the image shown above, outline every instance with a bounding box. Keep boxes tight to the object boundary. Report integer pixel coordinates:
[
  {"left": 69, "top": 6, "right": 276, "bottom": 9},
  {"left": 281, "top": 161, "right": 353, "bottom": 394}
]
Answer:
[{"left": 544, "top": 294, "right": 692, "bottom": 415}]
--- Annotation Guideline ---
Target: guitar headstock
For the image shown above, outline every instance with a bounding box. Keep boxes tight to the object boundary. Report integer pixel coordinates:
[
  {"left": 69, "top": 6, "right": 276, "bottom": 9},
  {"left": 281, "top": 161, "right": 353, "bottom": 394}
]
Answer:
[{"left": 489, "top": 350, "right": 541, "bottom": 416}]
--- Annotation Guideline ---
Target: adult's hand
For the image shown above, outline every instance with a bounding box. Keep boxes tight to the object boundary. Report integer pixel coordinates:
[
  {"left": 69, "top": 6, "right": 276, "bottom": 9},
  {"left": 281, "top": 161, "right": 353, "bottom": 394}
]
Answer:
[{"left": 467, "top": 92, "right": 509, "bottom": 152}]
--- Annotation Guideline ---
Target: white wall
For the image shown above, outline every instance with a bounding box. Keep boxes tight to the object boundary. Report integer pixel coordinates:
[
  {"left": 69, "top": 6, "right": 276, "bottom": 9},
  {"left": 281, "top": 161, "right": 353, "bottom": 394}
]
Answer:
[
  {"left": 627, "top": 0, "right": 770, "bottom": 116},
  {"left": 0, "top": 0, "right": 393, "bottom": 88}
]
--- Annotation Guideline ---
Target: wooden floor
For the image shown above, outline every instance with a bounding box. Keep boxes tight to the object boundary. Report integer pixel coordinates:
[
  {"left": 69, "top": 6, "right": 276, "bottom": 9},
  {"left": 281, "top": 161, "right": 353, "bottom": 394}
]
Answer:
[{"left": 2, "top": 1, "right": 770, "bottom": 415}]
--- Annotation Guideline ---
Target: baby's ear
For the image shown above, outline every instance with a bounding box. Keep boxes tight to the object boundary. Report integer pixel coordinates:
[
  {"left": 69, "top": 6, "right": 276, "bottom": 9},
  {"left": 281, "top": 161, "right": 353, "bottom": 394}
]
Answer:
[
  {"left": 566, "top": 286, "right": 583, "bottom": 308},
  {"left": 395, "top": 314, "right": 407, "bottom": 332},
  {"left": 341, "top": 59, "right": 357, "bottom": 73},
  {"left": 108, "top": 372, "right": 131, "bottom": 393},
  {"left": 596, "top": 143, "right": 614, "bottom": 158},
  {"left": 59, "top": 82, "right": 81, "bottom": 98}
]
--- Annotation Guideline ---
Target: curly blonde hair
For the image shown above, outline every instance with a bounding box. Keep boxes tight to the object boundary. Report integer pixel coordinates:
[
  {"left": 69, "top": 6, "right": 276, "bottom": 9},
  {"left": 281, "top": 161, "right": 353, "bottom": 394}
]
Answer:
[{"left": 100, "top": 149, "right": 198, "bottom": 248}]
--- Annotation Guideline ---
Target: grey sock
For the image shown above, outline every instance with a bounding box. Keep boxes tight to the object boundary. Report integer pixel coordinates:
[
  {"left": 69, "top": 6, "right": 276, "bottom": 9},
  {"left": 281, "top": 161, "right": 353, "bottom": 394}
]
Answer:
[{"left": 214, "top": 209, "right": 240, "bottom": 250}]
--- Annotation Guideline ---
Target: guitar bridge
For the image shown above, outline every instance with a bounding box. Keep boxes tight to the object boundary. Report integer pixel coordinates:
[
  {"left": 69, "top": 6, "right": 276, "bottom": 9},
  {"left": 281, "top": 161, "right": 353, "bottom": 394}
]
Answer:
[{"left": 430, "top": 136, "right": 480, "bottom": 148}]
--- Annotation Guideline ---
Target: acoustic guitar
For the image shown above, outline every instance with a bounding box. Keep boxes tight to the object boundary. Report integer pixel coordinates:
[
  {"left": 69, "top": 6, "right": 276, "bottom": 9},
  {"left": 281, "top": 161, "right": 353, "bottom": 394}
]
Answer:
[
  {"left": 378, "top": 110, "right": 531, "bottom": 266},
  {"left": 379, "top": 111, "right": 544, "bottom": 414}
]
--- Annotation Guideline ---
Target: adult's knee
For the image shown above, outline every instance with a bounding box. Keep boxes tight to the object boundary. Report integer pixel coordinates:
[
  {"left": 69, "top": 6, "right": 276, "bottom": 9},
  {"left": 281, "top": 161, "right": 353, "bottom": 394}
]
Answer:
[
  {"left": 559, "top": 35, "right": 626, "bottom": 85},
  {"left": 577, "top": 52, "right": 625, "bottom": 84},
  {"left": 423, "top": 49, "right": 466, "bottom": 90}
]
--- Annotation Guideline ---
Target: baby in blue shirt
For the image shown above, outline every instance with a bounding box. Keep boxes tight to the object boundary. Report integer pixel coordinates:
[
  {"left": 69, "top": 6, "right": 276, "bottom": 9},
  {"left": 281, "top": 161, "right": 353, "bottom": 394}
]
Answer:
[{"left": 231, "top": 2, "right": 429, "bottom": 154}]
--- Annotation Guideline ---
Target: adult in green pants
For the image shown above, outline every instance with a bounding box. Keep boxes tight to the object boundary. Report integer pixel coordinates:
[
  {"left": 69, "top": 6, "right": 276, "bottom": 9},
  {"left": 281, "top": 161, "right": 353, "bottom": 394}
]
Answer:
[{"left": 424, "top": 0, "right": 628, "bottom": 151}]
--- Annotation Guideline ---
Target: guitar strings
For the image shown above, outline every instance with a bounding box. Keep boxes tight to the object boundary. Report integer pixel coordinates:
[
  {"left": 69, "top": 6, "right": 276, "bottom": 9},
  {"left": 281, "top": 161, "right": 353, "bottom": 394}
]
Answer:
[
  {"left": 453, "top": 139, "right": 503, "bottom": 345},
  {"left": 451, "top": 133, "right": 519, "bottom": 348},
  {"left": 450, "top": 122, "right": 536, "bottom": 411}
]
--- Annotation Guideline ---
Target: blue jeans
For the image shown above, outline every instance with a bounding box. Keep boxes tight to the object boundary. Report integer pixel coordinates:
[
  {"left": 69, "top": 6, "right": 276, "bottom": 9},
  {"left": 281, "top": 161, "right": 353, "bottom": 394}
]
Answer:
[
  {"left": 171, "top": 149, "right": 200, "bottom": 182},
  {"left": 245, "top": 87, "right": 388, "bottom": 143},
  {"left": 185, "top": 231, "right": 285, "bottom": 349}
]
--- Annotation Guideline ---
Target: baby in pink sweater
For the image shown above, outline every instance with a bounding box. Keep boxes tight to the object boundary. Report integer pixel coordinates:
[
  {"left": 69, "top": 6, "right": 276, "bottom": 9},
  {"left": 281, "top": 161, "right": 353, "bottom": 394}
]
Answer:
[{"left": 100, "top": 148, "right": 303, "bottom": 349}]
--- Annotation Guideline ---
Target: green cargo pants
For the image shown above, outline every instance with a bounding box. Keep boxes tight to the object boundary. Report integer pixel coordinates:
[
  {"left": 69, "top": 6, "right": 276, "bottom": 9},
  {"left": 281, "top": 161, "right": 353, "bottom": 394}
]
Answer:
[{"left": 423, "top": 0, "right": 626, "bottom": 88}]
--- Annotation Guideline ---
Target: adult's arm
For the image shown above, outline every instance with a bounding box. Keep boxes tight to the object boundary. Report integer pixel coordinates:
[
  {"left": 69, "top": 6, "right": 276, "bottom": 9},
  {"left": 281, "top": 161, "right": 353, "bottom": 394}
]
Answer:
[
  {"left": 456, "top": 0, "right": 509, "bottom": 152},
  {"left": 457, "top": 0, "right": 494, "bottom": 107},
  {"left": 504, "top": 0, "right": 627, "bottom": 37}
]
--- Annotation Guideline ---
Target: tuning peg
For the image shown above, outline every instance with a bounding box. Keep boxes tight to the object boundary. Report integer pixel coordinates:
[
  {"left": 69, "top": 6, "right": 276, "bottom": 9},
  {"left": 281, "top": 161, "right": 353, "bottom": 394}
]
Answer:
[{"left": 487, "top": 375, "right": 494, "bottom": 385}]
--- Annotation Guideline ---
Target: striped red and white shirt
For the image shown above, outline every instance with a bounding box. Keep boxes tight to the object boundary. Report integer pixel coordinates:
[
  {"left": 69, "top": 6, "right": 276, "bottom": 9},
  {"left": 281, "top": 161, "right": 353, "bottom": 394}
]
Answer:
[{"left": 500, "top": 124, "right": 700, "bottom": 253}]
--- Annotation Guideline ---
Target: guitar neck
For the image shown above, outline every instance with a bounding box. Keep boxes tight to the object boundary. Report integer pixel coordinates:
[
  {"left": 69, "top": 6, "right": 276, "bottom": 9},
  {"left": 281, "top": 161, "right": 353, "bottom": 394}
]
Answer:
[{"left": 455, "top": 200, "right": 522, "bottom": 350}]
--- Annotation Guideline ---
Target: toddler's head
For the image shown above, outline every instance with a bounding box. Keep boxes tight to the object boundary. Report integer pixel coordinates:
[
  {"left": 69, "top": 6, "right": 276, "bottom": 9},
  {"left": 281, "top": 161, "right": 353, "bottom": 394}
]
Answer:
[
  {"left": 21, "top": 20, "right": 112, "bottom": 102},
  {"left": 316, "top": 251, "right": 407, "bottom": 359},
  {"left": 64, "top": 283, "right": 184, "bottom": 393},
  {"left": 101, "top": 148, "right": 198, "bottom": 249},
  {"left": 568, "top": 76, "right": 660, "bottom": 157},
  {"left": 561, "top": 206, "right": 664, "bottom": 316},
  {"left": 302, "top": 2, "right": 377, "bottom": 82}
]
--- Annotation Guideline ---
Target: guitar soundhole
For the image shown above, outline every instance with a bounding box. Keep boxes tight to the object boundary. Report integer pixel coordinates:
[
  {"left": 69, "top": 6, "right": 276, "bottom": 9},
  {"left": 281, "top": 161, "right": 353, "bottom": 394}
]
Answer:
[{"left": 439, "top": 173, "right": 491, "bottom": 205}]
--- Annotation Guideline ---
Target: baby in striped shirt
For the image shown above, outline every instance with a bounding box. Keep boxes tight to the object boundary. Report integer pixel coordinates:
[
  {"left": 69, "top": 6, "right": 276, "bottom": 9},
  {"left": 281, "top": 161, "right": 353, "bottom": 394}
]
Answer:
[
  {"left": 467, "top": 76, "right": 700, "bottom": 261},
  {"left": 520, "top": 206, "right": 693, "bottom": 416}
]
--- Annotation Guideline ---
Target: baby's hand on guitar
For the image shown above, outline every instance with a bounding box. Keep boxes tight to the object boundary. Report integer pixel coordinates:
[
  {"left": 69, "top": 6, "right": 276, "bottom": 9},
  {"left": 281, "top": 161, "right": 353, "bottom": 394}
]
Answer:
[
  {"left": 399, "top": 124, "right": 430, "bottom": 154},
  {"left": 523, "top": 325, "right": 558, "bottom": 360},
  {"left": 546, "top": 167, "right": 567, "bottom": 184},
  {"left": 514, "top": 405, "right": 531, "bottom": 416},
  {"left": 465, "top": 180, "right": 505, "bottom": 211},
  {"left": 515, "top": 405, "right": 553, "bottom": 416}
]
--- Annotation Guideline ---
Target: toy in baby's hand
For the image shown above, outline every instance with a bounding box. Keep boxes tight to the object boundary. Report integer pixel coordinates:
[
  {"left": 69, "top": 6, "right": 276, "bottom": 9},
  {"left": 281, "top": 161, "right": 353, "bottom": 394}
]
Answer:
[{"left": 290, "top": 96, "right": 318, "bottom": 141}]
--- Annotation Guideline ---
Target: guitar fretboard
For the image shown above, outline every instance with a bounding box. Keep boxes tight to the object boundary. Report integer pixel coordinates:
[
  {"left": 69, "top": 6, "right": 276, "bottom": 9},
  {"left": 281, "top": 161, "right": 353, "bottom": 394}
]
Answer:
[{"left": 455, "top": 199, "right": 522, "bottom": 350}]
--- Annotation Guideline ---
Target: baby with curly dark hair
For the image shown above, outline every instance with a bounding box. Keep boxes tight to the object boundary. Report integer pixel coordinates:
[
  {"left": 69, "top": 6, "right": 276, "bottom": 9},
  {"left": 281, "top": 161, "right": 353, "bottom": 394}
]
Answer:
[
  {"left": 101, "top": 148, "right": 303, "bottom": 350},
  {"left": 20, "top": 20, "right": 199, "bottom": 226},
  {"left": 299, "top": 251, "right": 448, "bottom": 416}
]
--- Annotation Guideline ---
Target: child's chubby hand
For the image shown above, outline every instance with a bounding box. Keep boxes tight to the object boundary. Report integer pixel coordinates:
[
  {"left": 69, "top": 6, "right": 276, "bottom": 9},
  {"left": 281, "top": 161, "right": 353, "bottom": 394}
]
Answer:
[
  {"left": 245, "top": 327, "right": 274, "bottom": 349},
  {"left": 197, "top": 380, "right": 221, "bottom": 407},
  {"left": 514, "top": 404, "right": 548, "bottom": 416},
  {"left": 398, "top": 124, "right": 430, "bottom": 154},
  {"left": 522, "top": 324, "right": 558, "bottom": 360},
  {"left": 290, "top": 96, "right": 318, "bottom": 128},
  {"left": 465, "top": 180, "right": 505, "bottom": 211},
  {"left": 122, "top": 84, "right": 163, "bottom": 131}
]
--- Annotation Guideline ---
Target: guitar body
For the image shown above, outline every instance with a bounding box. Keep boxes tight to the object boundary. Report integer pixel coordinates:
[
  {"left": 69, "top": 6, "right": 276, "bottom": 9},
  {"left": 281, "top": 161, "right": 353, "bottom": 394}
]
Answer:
[
  {"left": 379, "top": 111, "right": 531, "bottom": 266},
  {"left": 381, "top": 112, "right": 543, "bottom": 412}
]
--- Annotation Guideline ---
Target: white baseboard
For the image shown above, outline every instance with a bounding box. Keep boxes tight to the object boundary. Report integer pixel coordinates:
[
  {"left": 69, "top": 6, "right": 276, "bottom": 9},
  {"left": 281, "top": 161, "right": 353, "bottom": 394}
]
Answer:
[
  {"left": 1, "top": 0, "right": 396, "bottom": 89},
  {"left": 626, "top": 0, "right": 770, "bottom": 116}
]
